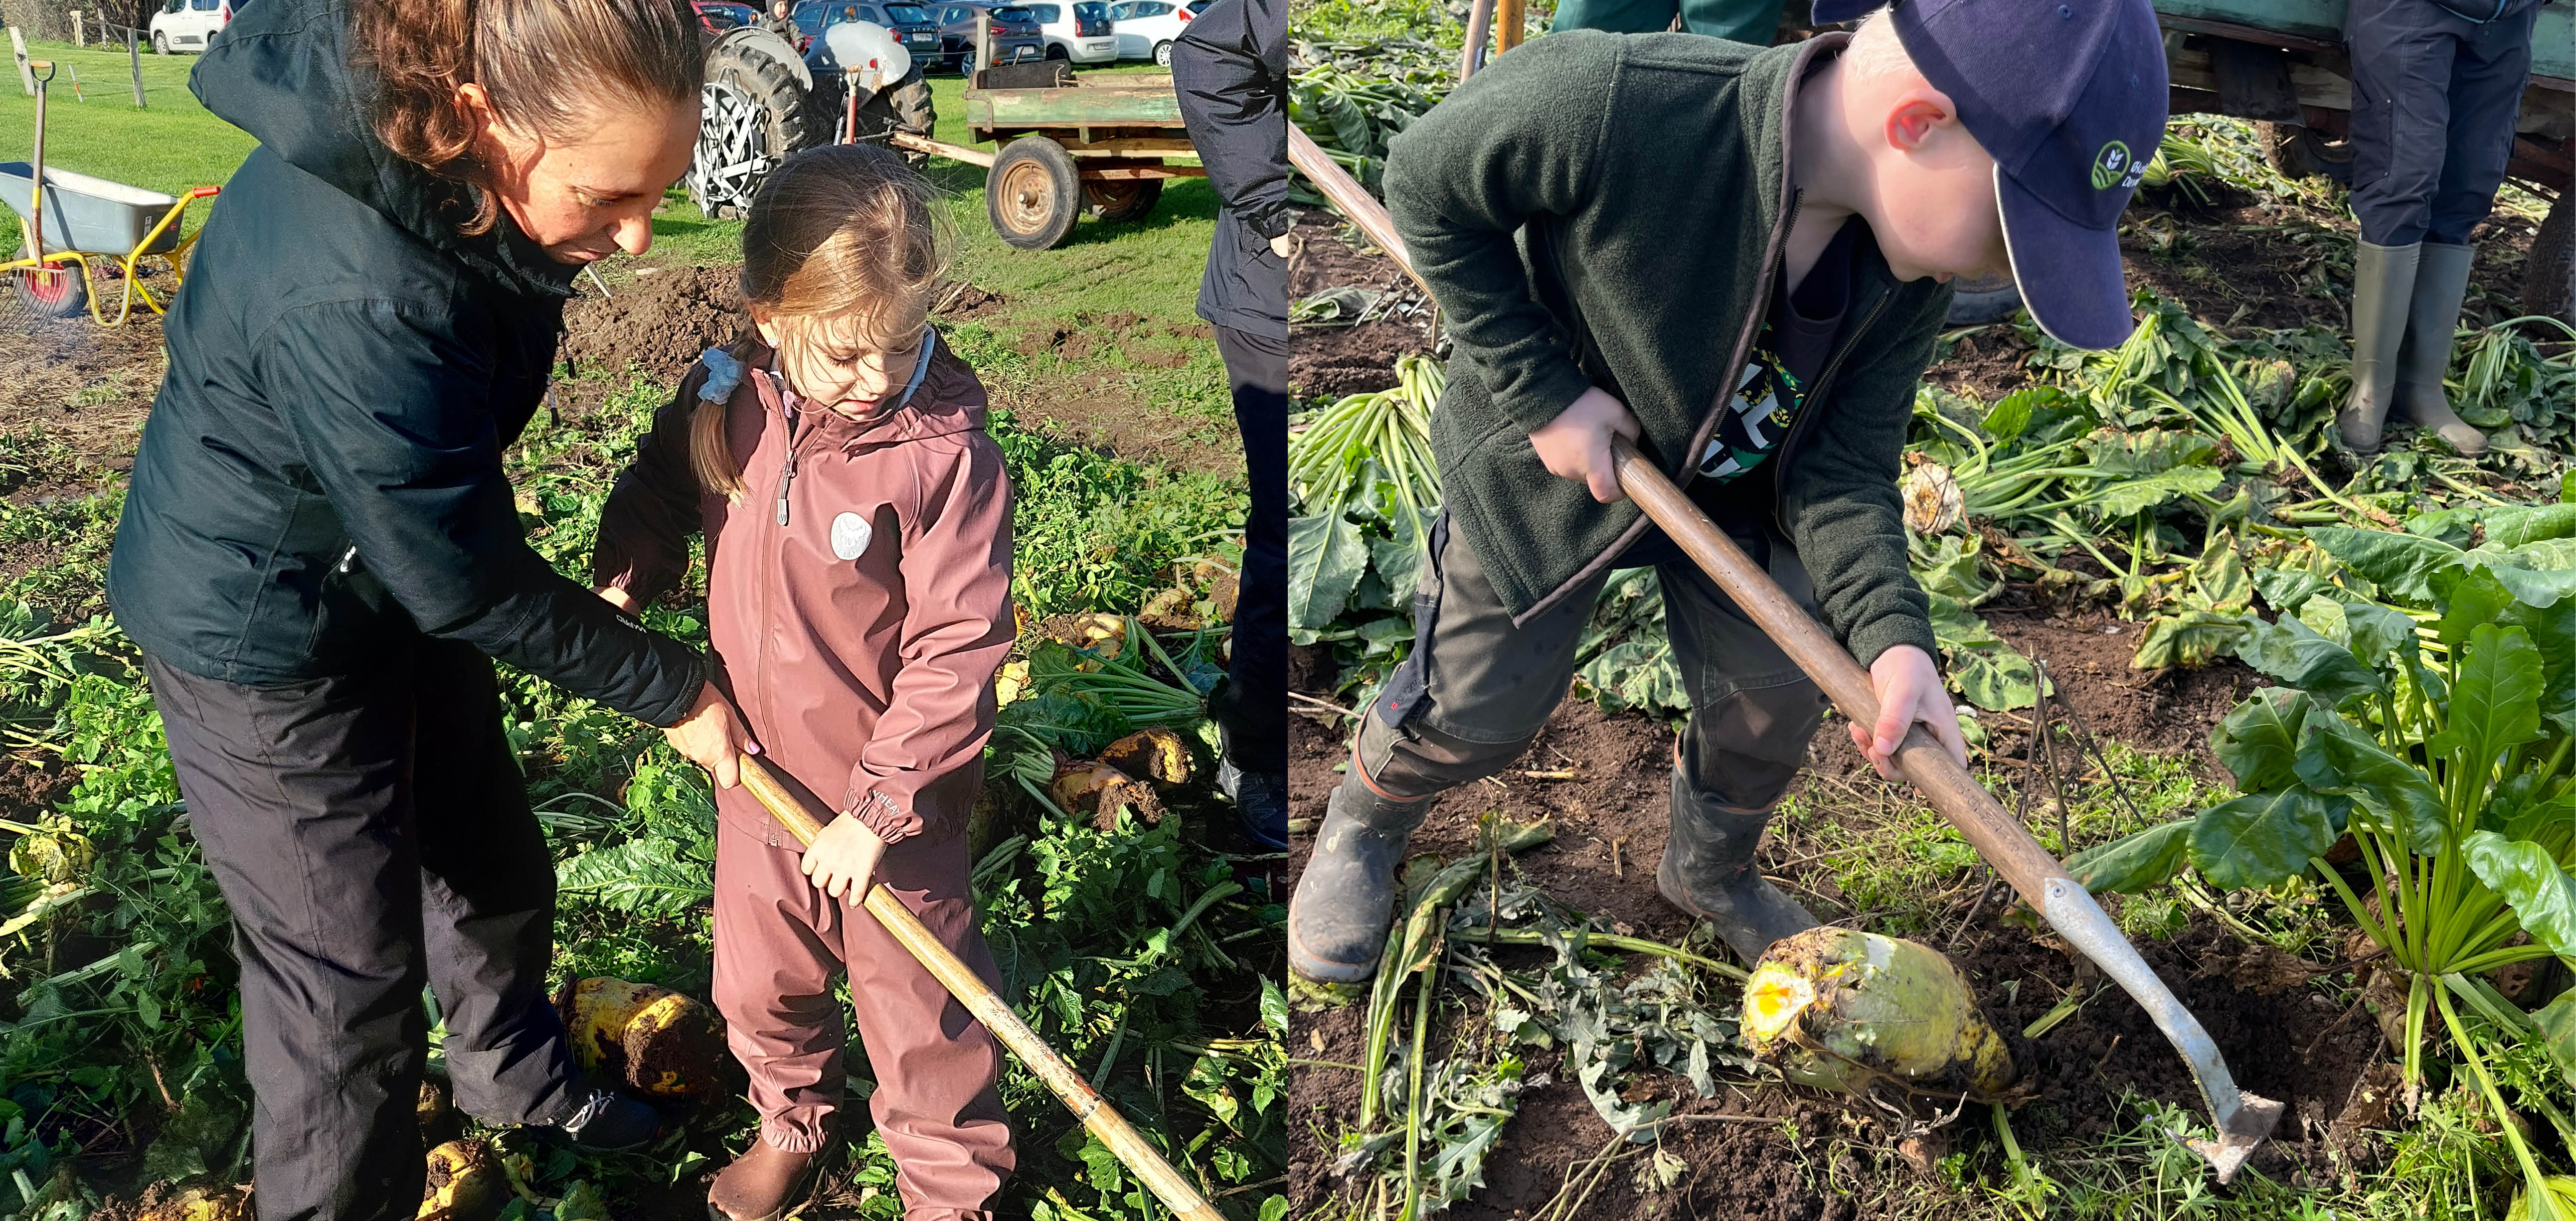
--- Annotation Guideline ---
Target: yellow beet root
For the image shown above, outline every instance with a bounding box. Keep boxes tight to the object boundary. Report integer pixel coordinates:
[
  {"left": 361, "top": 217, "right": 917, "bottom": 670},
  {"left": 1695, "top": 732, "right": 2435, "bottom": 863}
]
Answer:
[
  {"left": 418, "top": 1138, "right": 503, "bottom": 1221},
  {"left": 140, "top": 1184, "right": 252, "bottom": 1221},
  {"left": 1740, "top": 926, "right": 2017, "bottom": 1098},
  {"left": 552, "top": 977, "right": 728, "bottom": 1097}
]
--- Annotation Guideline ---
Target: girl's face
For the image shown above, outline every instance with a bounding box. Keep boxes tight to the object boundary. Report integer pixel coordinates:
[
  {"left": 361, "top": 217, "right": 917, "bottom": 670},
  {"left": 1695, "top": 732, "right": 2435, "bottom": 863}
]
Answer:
[{"left": 752, "top": 307, "right": 928, "bottom": 417}]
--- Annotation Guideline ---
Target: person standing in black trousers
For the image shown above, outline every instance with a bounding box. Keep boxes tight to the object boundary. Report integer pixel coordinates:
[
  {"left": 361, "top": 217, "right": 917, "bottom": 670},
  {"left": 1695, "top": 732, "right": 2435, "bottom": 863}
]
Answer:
[
  {"left": 1172, "top": 0, "right": 1290, "bottom": 850},
  {"left": 2335, "top": 0, "right": 2540, "bottom": 457}
]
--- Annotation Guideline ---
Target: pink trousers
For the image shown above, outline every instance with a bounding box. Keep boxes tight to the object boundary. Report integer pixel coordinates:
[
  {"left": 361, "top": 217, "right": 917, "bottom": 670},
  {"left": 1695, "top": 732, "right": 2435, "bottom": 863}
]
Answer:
[{"left": 710, "top": 772, "right": 1014, "bottom": 1220}]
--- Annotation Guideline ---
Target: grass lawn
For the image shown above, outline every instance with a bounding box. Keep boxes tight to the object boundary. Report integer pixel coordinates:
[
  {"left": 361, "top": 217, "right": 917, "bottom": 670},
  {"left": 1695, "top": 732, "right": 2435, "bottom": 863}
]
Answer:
[{"left": 0, "top": 39, "right": 256, "bottom": 240}]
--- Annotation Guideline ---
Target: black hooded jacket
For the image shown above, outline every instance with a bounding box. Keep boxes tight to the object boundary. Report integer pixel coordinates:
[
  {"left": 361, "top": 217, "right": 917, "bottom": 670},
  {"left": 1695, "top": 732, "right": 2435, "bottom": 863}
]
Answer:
[
  {"left": 106, "top": 0, "right": 707, "bottom": 727},
  {"left": 1170, "top": 0, "right": 1288, "bottom": 340}
]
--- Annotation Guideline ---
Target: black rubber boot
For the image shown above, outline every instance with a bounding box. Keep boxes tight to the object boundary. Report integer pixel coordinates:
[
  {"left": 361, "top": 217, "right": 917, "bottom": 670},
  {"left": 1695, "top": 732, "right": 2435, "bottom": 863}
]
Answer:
[
  {"left": 544, "top": 1087, "right": 664, "bottom": 1153},
  {"left": 1654, "top": 770, "right": 1818, "bottom": 964},
  {"left": 1287, "top": 773, "right": 1430, "bottom": 984}
]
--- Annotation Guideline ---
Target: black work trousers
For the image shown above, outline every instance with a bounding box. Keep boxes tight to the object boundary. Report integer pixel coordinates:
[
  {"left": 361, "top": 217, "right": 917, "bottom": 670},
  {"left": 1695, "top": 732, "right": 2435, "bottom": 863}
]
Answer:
[
  {"left": 1212, "top": 323, "right": 1289, "bottom": 771},
  {"left": 146, "top": 637, "right": 580, "bottom": 1221},
  {"left": 2347, "top": 0, "right": 2538, "bottom": 247}
]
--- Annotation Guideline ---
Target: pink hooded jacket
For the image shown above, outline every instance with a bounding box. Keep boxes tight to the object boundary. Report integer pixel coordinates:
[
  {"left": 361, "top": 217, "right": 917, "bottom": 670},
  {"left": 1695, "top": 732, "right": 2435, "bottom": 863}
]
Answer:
[{"left": 593, "top": 334, "right": 1015, "bottom": 844}]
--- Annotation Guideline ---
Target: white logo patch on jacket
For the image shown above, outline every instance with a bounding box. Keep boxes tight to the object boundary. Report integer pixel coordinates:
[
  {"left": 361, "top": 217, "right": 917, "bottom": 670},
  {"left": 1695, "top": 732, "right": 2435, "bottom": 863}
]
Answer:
[{"left": 830, "top": 512, "right": 872, "bottom": 560}]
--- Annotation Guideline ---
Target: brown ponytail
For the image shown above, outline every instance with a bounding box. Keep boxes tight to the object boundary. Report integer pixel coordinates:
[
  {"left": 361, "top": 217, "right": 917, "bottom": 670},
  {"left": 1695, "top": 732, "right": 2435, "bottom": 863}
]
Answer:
[
  {"left": 688, "top": 144, "right": 952, "bottom": 499},
  {"left": 351, "top": 0, "right": 703, "bottom": 234}
]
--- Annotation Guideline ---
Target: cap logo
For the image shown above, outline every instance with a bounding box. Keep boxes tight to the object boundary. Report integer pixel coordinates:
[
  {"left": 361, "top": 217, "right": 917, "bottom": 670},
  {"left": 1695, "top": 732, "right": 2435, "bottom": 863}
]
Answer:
[{"left": 2091, "top": 141, "right": 2146, "bottom": 191}]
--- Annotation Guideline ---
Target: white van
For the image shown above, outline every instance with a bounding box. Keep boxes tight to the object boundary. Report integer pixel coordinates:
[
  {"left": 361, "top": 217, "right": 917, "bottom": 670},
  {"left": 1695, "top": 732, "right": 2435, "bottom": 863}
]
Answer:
[{"left": 150, "top": 0, "right": 231, "bottom": 54}]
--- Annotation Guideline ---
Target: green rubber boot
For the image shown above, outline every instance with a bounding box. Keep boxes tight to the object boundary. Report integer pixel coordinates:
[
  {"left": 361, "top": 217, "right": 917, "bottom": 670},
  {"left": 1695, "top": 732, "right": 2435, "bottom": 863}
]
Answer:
[
  {"left": 2337, "top": 239, "right": 2419, "bottom": 455},
  {"left": 1287, "top": 774, "right": 1431, "bottom": 985},
  {"left": 2394, "top": 241, "right": 2487, "bottom": 456},
  {"left": 1654, "top": 770, "right": 1819, "bottom": 964}
]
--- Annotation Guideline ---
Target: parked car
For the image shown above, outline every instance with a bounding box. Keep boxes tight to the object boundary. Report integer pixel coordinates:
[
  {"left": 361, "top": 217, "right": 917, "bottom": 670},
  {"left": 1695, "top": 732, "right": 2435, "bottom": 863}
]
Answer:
[
  {"left": 1023, "top": 0, "right": 1114, "bottom": 63},
  {"left": 795, "top": 0, "right": 942, "bottom": 61},
  {"left": 1104, "top": 0, "right": 1191, "bottom": 66},
  {"left": 930, "top": 1, "right": 1043, "bottom": 75},
  {"left": 692, "top": 0, "right": 759, "bottom": 31},
  {"left": 149, "top": 0, "right": 230, "bottom": 54}
]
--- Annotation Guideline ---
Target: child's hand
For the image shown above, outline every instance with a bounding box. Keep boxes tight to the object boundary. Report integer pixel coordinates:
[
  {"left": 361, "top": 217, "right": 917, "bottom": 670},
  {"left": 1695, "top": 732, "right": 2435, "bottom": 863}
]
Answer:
[
  {"left": 801, "top": 812, "right": 888, "bottom": 903},
  {"left": 1529, "top": 387, "right": 1642, "bottom": 503},
  {"left": 1849, "top": 644, "right": 1969, "bottom": 780}
]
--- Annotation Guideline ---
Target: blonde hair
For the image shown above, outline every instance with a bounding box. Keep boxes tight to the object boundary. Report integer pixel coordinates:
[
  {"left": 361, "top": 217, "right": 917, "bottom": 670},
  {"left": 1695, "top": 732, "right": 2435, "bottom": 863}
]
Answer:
[
  {"left": 1838, "top": 10, "right": 1924, "bottom": 86},
  {"left": 690, "top": 145, "right": 954, "bottom": 498}
]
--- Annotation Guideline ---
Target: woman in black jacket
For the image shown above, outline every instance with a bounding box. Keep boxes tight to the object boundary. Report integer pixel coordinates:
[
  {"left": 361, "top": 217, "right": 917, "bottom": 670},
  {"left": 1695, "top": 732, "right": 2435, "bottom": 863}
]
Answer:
[{"left": 105, "top": 0, "right": 753, "bottom": 1213}]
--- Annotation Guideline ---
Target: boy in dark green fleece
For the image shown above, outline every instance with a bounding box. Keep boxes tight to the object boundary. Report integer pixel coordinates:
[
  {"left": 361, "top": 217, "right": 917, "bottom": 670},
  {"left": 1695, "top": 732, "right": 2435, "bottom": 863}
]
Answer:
[{"left": 1289, "top": 0, "right": 2170, "bottom": 983}]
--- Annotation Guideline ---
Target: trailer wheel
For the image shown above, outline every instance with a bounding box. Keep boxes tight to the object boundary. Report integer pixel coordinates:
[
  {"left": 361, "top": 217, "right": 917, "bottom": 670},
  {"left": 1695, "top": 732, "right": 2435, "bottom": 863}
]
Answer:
[
  {"left": 10, "top": 250, "right": 88, "bottom": 320},
  {"left": 2528, "top": 187, "right": 2575, "bottom": 327},
  {"left": 2260, "top": 121, "right": 2354, "bottom": 186},
  {"left": 988, "top": 137, "right": 1081, "bottom": 250},
  {"left": 1084, "top": 178, "right": 1162, "bottom": 223}
]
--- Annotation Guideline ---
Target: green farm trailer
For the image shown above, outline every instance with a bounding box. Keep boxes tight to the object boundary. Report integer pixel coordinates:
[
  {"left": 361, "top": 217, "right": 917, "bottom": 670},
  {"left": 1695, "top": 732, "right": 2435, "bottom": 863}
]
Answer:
[
  {"left": 893, "top": 63, "right": 1205, "bottom": 251},
  {"left": 2151, "top": 0, "right": 2574, "bottom": 318}
]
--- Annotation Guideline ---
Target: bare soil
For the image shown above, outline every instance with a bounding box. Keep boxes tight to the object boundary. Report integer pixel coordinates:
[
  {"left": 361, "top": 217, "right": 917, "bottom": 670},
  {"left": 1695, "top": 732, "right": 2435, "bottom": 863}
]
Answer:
[{"left": 1287, "top": 209, "right": 1436, "bottom": 401}]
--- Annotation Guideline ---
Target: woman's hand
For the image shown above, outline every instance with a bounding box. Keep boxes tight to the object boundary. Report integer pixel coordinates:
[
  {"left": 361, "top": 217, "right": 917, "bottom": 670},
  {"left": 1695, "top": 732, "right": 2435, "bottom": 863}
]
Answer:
[
  {"left": 801, "top": 812, "right": 888, "bottom": 903},
  {"left": 594, "top": 585, "right": 639, "bottom": 613},
  {"left": 1529, "top": 387, "right": 1643, "bottom": 503},
  {"left": 1849, "top": 644, "right": 1968, "bottom": 780},
  {"left": 664, "top": 683, "right": 758, "bottom": 789}
]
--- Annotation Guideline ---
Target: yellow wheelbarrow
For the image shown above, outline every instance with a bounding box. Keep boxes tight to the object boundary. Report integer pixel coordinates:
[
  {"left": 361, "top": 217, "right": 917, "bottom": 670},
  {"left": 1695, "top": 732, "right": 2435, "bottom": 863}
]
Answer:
[{"left": 3, "top": 59, "right": 221, "bottom": 327}]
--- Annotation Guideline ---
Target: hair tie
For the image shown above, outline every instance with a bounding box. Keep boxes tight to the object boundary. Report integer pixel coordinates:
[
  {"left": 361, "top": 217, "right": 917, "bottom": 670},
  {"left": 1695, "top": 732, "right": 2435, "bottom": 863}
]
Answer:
[{"left": 698, "top": 348, "right": 745, "bottom": 404}]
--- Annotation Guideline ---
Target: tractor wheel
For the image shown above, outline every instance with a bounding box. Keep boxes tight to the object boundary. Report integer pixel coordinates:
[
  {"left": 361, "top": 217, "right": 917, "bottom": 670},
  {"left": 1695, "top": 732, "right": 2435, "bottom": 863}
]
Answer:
[
  {"left": 987, "top": 137, "right": 1081, "bottom": 250},
  {"left": 1084, "top": 178, "right": 1161, "bottom": 223},
  {"left": 848, "top": 66, "right": 937, "bottom": 168},
  {"left": 10, "top": 249, "right": 88, "bottom": 320},
  {"left": 687, "top": 36, "right": 831, "bottom": 218},
  {"left": 2260, "top": 121, "right": 2354, "bottom": 185},
  {"left": 2528, "top": 186, "right": 2574, "bottom": 327}
]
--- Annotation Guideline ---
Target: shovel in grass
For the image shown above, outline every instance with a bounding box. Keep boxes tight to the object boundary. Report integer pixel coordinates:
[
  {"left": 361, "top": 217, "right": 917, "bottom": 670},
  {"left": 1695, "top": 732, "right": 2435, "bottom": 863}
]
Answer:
[
  {"left": 732, "top": 754, "right": 1224, "bottom": 1221},
  {"left": 1284, "top": 123, "right": 2284, "bottom": 1180}
]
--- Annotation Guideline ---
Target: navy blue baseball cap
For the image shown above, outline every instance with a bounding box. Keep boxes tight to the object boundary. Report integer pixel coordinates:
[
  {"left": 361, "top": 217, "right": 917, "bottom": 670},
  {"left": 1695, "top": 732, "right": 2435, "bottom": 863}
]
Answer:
[{"left": 1809, "top": 0, "right": 2169, "bottom": 350}]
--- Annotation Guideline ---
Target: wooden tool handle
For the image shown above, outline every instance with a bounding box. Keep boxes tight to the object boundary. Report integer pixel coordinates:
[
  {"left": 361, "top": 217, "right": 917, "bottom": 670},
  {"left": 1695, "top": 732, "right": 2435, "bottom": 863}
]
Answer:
[
  {"left": 1285, "top": 125, "right": 1432, "bottom": 300},
  {"left": 1607, "top": 437, "right": 2077, "bottom": 907},
  {"left": 732, "top": 756, "right": 1225, "bottom": 1221}
]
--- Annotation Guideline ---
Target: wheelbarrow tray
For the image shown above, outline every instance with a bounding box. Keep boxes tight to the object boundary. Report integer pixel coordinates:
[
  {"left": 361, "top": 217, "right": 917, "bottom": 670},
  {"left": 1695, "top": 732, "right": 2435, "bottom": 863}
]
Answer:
[{"left": 0, "top": 162, "right": 185, "bottom": 257}]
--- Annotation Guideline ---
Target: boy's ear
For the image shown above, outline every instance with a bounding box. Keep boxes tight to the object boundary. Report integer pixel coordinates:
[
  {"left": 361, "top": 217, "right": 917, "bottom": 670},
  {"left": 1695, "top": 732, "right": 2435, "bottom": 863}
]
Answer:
[{"left": 1883, "top": 87, "right": 1962, "bottom": 155}]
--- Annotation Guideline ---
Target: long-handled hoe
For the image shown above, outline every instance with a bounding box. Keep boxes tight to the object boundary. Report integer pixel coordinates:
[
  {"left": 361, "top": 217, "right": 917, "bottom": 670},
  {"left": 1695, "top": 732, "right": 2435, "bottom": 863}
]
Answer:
[
  {"left": 1287, "top": 120, "right": 2286, "bottom": 1183},
  {"left": 732, "top": 754, "right": 1226, "bottom": 1221}
]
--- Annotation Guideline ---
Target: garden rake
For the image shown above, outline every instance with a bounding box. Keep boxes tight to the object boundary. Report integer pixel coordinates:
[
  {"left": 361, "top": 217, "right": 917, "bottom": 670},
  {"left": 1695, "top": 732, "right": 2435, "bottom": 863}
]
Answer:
[
  {"left": 1287, "top": 138, "right": 2283, "bottom": 1181},
  {"left": 731, "top": 754, "right": 1226, "bottom": 1221}
]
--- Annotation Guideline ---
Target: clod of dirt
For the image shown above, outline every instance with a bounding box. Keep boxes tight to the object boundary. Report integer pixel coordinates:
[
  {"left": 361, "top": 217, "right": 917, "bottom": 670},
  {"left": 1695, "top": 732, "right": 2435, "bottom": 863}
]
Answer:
[
  {"left": 553, "top": 977, "right": 729, "bottom": 1097},
  {"left": 560, "top": 266, "right": 742, "bottom": 382},
  {"left": 931, "top": 280, "right": 1005, "bottom": 317}
]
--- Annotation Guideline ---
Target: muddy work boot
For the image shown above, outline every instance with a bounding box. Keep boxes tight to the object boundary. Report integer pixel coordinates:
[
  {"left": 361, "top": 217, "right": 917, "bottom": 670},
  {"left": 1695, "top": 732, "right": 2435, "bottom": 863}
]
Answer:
[
  {"left": 2336, "top": 239, "right": 2419, "bottom": 455},
  {"left": 1655, "top": 772, "right": 1818, "bottom": 964},
  {"left": 2393, "top": 241, "right": 2487, "bottom": 456},
  {"left": 707, "top": 1136, "right": 824, "bottom": 1221},
  {"left": 1287, "top": 773, "right": 1432, "bottom": 985}
]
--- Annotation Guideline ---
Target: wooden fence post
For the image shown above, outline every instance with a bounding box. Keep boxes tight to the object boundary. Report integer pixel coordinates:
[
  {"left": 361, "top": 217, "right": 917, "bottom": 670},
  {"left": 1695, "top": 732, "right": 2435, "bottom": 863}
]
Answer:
[
  {"left": 69, "top": 9, "right": 82, "bottom": 45},
  {"left": 128, "top": 27, "right": 142, "bottom": 106},
  {"left": 10, "top": 27, "right": 33, "bottom": 96}
]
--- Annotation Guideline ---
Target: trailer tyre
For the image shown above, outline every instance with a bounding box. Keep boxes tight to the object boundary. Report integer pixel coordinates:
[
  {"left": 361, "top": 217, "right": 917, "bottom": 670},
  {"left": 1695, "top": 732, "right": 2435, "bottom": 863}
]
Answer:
[
  {"left": 1084, "top": 178, "right": 1162, "bottom": 223},
  {"left": 2528, "top": 187, "right": 2575, "bottom": 327},
  {"left": 2260, "top": 121, "right": 2354, "bottom": 186},
  {"left": 988, "top": 137, "right": 1082, "bottom": 250},
  {"left": 10, "top": 249, "right": 88, "bottom": 320}
]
